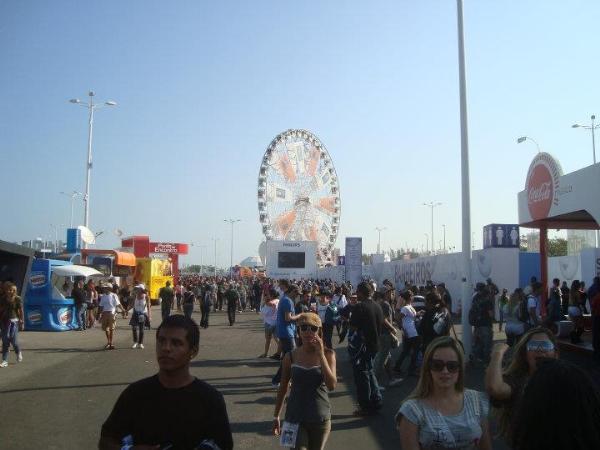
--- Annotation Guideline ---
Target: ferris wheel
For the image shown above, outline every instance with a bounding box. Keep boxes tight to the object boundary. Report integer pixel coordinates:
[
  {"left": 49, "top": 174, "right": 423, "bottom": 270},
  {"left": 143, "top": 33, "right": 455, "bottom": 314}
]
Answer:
[{"left": 258, "top": 129, "right": 341, "bottom": 262}]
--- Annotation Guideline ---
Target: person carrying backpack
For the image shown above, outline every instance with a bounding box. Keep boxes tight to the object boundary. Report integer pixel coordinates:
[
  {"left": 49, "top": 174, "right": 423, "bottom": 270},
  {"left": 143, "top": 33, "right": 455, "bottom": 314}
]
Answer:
[
  {"left": 317, "top": 290, "right": 337, "bottom": 349},
  {"left": 469, "top": 283, "right": 494, "bottom": 365}
]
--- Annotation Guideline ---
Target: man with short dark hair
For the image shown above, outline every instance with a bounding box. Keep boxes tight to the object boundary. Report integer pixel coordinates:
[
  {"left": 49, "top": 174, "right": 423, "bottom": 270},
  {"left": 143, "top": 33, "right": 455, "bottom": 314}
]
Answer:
[
  {"left": 224, "top": 282, "right": 240, "bottom": 326},
  {"left": 71, "top": 279, "right": 86, "bottom": 331},
  {"left": 99, "top": 315, "right": 233, "bottom": 450},
  {"left": 159, "top": 281, "right": 175, "bottom": 322},
  {"left": 470, "top": 283, "right": 494, "bottom": 365},
  {"left": 349, "top": 281, "right": 384, "bottom": 416}
]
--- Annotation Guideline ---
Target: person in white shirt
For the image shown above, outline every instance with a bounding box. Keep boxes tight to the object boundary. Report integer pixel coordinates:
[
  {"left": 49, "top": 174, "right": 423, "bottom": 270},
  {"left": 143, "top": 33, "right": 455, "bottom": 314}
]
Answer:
[
  {"left": 129, "top": 286, "right": 152, "bottom": 349},
  {"left": 259, "top": 287, "right": 279, "bottom": 358},
  {"left": 393, "top": 290, "right": 421, "bottom": 379},
  {"left": 332, "top": 287, "right": 348, "bottom": 337},
  {"left": 99, "top": 285, "right": 122, "bottom": 350}
]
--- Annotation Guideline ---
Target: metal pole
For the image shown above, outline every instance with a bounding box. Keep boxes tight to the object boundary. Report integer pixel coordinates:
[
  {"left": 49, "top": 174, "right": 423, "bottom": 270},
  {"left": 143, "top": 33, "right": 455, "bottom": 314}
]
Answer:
[
  {"left": 457, "top": 0, "right": 473, "bottom": 357},
  {"left": 431, "top": 206, "right": 434, "bottom": 254},
  {"left": 593, "top": 115, "right": 599, "bottom": 248},
  {"left": 230, "top": 222, "right": 234, "bottom": 278},
  {"left": 214, "top": 238, "right": 218, "bottom": 276},
  {"left": 443, "top": 224, "right": 446, "bottom": 251},
  {"left": 83, "top": 92, "right": 95, "bottom": 248},
  {"left": 592, "top": 115, "right": 596, "bottom": 164}
]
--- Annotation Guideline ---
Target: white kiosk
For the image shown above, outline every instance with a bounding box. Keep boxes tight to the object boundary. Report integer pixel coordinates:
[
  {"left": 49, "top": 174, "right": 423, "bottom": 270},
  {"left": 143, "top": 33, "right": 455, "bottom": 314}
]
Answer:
[{"left": 265, "top": 240, "right": 318, "bottom": 279}]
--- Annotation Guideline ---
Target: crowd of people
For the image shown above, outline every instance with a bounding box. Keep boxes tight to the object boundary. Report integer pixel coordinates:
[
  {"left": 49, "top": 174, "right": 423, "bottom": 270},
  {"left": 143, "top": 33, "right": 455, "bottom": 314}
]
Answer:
[{"left": 3, "top": 272, "right": 600, "bottom": 449}]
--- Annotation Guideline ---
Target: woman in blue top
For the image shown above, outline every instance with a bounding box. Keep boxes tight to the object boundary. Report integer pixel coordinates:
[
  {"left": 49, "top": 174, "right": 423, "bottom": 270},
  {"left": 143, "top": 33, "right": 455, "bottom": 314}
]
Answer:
[
  {"left": 273, "top": 313, "right": 337, "bottom": 450},
  {"left": 396, "top": 336, "right": 491, "bottom": 449}
]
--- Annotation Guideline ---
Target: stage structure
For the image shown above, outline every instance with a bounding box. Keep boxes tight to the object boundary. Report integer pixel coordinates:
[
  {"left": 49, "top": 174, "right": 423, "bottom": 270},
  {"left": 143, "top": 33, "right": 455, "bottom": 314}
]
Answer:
[{"left": 258, "top": 129, "right": 341, "bottom": 263}]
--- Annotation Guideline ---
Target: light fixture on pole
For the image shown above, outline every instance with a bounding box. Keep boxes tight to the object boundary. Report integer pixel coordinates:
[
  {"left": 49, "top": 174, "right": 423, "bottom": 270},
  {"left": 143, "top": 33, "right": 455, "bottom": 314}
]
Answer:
[
  {"left": 572, "top": 114, "right": 599, "bottom": 247},
  {"left": 59, "top": 191, "right": 83, "bottom": 228},
  {"left": 423, "top": 202, "right": 442, "bottom": 255},
  {"left": 69, "top": 91, "right": 117, "bottom": 248},
  {"left": 456, "top": 0, "right": 473, "bottom": 358},
  {"left": 375, "top": 227, "right": 387, "bottom": 254},
  {"left": 223, "top": 219, "right": 241, "bottom": 278},
  {"left": 516, "top": 136, "right": 541, "bottom": 153},
  {"left": 572, "top": 115, "right": 598, "bottom": 164}
]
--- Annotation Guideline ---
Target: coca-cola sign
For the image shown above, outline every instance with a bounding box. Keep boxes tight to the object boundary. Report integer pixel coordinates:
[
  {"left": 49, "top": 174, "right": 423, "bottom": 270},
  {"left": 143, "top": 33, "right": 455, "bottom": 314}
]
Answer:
[{"left": 525, "top": 152, "right": 562, "bottom": 221}]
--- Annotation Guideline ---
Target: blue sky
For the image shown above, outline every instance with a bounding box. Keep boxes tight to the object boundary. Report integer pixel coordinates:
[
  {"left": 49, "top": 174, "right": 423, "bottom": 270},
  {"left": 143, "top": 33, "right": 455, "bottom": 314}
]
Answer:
[{"left": 2, "top": 1, "right": 599, "bottom": 267}]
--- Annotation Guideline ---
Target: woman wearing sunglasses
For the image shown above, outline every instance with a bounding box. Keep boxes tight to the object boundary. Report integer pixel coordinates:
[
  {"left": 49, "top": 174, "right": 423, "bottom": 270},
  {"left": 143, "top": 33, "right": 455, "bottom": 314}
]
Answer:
[
  {"left": 485, "top": 327, "right": 558, "bottom": 442},
  {"left": 396, "top": 336, "right": 491, "bottom": 450},
  {"left": 273, "top": 313, "right": 337, "bottom": 450}
]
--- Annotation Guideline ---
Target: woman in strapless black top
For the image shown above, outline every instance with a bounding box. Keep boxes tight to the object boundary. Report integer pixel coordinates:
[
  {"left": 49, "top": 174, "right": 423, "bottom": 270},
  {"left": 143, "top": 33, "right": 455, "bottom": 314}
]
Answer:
[{"left": 273, "top": 312, "right": 337, "bottom": 450}]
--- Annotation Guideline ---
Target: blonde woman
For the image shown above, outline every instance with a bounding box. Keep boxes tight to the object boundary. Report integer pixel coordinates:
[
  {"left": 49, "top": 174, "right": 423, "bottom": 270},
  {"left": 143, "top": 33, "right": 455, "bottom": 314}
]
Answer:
[
  {"left": 396, "top": 336, "right": 491, "bottom": 450},
  {"left": 273, "top": 313, "right": 337, "bottom": 450},
  {"left": 486, "top": 326, "right": 558, "bottom": 442}
]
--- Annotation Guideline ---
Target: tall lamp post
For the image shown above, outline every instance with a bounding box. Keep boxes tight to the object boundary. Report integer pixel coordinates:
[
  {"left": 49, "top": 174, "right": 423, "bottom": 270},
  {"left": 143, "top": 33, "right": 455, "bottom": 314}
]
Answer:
[
  {"left": 442, "top": 224, "right": 446, "bottom": 252},
  {"left": 211, "top": 238, "right": 219, "bottom": 276},
  {"left": 375, "top": 227, "right": 386, "bottom": 254},
  {"left": 423, "top": 202, "right": 442, "bottom": 254},
  {"left": 223, "top": 219, "right": 241, "bottom": 278},
  {"left": 59, "top": 190, "right": 83, "bottom": 228},
  {"left": 572, "top": 114, "right": 598, "bottom": 164},
  {"left": 456, "top": 0, "right": 473, "bottom": 358},
  {"left": 572, "top": 115, "right": 599, "bottom": 248},
  {"left": 69, "top": 91, "right": 116, "bottom": 247}
]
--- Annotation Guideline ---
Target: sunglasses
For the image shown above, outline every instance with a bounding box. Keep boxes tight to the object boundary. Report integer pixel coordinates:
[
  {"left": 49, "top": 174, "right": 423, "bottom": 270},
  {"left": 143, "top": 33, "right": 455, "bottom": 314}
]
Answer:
[
  {"left": 430, "top": 359, "right": 461, "bottom": 373},
  {"left": 526, "top": 340, "right": 555, "bottom": 353},
  {"left": 299, "top": 324, "right": 319, "bottom": 333}
]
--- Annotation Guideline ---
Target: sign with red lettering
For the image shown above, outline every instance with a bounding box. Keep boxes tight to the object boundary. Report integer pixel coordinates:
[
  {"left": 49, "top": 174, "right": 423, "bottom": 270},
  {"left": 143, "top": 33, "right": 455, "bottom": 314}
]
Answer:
[
  {"left": 149, "top": 243, "right": 188, "bottom": 254},
  {"left": 525, "top": 153, "right": 562, "bottom": 221}
]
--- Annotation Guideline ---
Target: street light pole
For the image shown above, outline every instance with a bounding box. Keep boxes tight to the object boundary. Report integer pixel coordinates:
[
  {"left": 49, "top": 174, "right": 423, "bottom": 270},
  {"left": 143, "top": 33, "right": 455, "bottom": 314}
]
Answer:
[
  {"left": 59, "top": 191, "right": 83, "bottom": 228},
  {"left": 223, "top": 219, "right": 241, "bottom": 278},
  {"left": 375, "top": 227, "right": 386, "bottom": 254},
  {"left": 572, "top": 115, "right": 600, "bottom": 248},
  {"left": 211, "top": 238, "right": 219, "bottom": 276},
  {"left": 457, "top": 0, "right": 473, "bottom": 358},
  {"left": 423, "top": 202, "right": 442, "bottom": 254},
  {"left": 69, "top": 92, "right": 116, "bottom": 248},
  {"left": 442, "top": 224, "right": 446, "bottom": 252}
]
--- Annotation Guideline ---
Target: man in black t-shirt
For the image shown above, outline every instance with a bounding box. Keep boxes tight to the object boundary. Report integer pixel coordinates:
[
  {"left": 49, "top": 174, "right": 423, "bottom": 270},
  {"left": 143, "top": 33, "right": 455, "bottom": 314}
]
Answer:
[
  {"left": 71, "top": 279, "right": 87, "bottom": 331},
  {"left": 349, "top": 281, "right": 384, "bottom": 416},
  {"left": 471, "top": 284, "right": 494, "bottom": 364},
  {"left": 99, "top": 315, "right": 233, "bottom": 450}
]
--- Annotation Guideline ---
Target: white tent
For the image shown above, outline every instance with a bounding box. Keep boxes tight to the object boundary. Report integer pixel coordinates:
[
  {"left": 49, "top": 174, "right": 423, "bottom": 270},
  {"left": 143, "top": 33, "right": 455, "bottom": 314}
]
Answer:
[{"left": 239, "top": 256, "right": 263, "bottom": 268}]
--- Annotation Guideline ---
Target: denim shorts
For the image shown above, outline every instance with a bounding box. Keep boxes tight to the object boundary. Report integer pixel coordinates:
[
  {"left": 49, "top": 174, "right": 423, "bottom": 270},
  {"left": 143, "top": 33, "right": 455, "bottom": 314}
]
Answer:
[{"left": 264, "top": 323, "right": 276, "bottom": 337}]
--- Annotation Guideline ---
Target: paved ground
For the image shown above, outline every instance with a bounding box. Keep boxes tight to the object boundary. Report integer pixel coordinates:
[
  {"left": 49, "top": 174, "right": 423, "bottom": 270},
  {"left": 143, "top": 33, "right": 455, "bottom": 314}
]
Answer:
[{"left": 1, "top": 307, "right": 596, "bottom": 449}]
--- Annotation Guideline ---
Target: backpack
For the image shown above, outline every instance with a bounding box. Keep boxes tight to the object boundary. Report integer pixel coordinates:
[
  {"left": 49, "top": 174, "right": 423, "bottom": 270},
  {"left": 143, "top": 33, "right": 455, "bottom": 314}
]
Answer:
[
  {"left": 324, "top": 303, "right": 340, "bottom": 325},
  {"left": 518, "top": 296, "right": 532, "bottom": 323},
  {"left": 433, "top": 310, "right": 451, "bottom": 336}
]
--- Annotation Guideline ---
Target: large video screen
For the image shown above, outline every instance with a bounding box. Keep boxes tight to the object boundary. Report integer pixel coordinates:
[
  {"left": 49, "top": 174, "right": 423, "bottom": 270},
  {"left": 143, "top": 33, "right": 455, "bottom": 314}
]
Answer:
[{"left": 278, "top": 252, "right": 306, "bottom": 269}]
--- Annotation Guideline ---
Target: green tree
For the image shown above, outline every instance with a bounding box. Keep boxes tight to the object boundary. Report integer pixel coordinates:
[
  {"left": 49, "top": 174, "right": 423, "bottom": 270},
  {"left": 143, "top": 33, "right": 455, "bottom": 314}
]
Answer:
[{"left": 547, "top": 238, "right": 568, "bottom": 257}]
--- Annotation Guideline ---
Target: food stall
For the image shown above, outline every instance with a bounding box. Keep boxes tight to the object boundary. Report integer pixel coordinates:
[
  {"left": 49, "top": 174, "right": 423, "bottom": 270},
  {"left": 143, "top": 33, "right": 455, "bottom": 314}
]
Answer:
[{"left": 24, "top": 259, "right": 102, "bottom": 331}]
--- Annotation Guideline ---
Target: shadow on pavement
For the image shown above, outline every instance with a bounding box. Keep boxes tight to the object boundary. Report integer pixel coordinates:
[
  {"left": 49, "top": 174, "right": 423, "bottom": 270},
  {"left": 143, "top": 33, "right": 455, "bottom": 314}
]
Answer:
[{"left": 0, "top": 381, "right": 130, "bottom": 395}]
